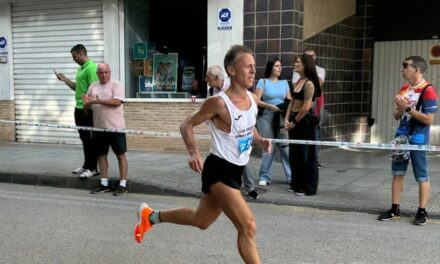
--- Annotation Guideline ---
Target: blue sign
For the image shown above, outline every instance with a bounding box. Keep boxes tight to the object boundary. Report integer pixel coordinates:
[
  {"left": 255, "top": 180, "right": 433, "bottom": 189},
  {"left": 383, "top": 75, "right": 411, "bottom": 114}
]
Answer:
[
  {"left": 0, "top": 37, "right": 6, "bottom": 49},
  {"left": 218, "top": 8, "right": 232, "bottom": 30},
  {"left": 219, "top": 8, "right": 231, "bottom": 22}
]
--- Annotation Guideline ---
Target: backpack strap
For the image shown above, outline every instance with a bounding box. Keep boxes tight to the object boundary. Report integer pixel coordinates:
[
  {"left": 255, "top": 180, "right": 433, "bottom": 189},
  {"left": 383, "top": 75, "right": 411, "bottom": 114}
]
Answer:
[
  {"left": 415, "top": 84, "right": 431, "bottom": 111},
  {"left": 409, "top": 84, "right": 432, "bottom": 134}
]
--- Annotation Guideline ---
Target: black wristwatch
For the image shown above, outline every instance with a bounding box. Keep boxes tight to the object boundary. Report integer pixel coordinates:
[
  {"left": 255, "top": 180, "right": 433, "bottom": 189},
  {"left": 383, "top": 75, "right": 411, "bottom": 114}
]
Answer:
[{"left": 405, "top": 106, "right": 412, "bottom": 113}]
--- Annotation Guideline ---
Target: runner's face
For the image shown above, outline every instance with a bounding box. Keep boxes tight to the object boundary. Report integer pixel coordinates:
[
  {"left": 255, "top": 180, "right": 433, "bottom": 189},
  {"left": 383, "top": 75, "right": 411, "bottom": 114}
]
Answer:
[{"left": 231, "top": 53, "right": 255, "bottom": 88}]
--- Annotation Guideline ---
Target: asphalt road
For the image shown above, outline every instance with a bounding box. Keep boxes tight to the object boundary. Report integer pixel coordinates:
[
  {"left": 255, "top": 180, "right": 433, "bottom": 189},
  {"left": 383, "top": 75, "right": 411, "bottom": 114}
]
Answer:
[{"left": 1, "top": 183, "right": 439, "bottom": 264}]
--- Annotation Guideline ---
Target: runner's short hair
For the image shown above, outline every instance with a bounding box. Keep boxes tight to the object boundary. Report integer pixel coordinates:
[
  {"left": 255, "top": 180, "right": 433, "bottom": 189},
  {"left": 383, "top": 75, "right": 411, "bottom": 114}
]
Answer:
[{"left": 224, "top": 45, "right": 253, "bottom": 76}]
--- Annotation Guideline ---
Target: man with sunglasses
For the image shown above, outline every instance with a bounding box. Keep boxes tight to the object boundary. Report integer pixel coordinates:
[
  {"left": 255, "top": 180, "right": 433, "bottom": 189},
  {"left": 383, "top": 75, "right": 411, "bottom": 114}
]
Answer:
[{"left": 378, "top": 56, "right": 437, "bottom": 225}]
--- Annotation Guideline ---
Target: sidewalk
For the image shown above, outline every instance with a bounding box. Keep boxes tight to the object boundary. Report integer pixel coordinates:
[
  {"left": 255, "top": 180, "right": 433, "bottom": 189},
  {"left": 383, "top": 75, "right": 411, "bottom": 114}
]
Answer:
[{"left": 1, "top": 142, "right": 440, "bottom": 218}]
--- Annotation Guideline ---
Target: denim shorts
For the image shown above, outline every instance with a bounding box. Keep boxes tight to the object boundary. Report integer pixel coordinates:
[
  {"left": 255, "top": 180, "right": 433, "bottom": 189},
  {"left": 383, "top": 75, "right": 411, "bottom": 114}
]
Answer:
[{"left": 391, "top": 149, "right": 429, "bottom": 183}]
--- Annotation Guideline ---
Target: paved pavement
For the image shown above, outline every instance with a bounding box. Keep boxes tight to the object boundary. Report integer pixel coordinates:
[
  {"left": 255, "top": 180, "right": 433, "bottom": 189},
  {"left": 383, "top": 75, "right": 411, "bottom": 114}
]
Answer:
[{"left": 1, "top": 142, "right": 440, "bottom": 218}]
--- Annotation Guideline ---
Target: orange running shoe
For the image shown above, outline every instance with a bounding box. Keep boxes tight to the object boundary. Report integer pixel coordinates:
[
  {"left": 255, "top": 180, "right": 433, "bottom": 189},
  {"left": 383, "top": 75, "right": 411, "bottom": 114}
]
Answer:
[{"left": 134, "top": 203, "right": 154, "bottom": 243}]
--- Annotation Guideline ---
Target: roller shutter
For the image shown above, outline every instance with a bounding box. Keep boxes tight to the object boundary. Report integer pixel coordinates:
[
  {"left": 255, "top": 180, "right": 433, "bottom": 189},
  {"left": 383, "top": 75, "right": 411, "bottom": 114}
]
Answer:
[{"left": 12, "top": 0, "right": 104, "bottom": 144}]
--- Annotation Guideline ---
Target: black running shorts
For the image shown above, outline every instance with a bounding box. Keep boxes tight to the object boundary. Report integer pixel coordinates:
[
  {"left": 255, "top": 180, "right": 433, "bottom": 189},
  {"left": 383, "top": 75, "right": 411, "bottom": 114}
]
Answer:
[
  {"left": 201, "top": 154, "right": 244, "bottom": 194},
  {"left": 94, "top": 131, "right": 127, "bottom": 156}
]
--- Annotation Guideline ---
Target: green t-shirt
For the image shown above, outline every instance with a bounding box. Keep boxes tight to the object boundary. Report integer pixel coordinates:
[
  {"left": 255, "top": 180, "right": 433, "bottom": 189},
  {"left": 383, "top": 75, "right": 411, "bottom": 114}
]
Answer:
[{"left": 75, "top": 59, "right": 98, "bottom": 109}]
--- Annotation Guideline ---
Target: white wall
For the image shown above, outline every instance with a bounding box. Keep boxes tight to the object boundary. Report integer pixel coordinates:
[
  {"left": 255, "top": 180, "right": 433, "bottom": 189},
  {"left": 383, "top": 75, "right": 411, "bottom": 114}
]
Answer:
[
  {"left": 103, "top": 0, "right": 121, "bottom": 80},
  {"left": 207, "top": 0, "right": 243, "bottom": 74},
  {"left": 0, "top": 3, "right": 13, "bottom": 100}
]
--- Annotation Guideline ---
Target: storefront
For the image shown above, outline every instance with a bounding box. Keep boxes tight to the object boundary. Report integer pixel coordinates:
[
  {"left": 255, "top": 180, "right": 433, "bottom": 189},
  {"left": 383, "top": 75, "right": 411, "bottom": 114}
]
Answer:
[{"left": 0, "top": 0, "right": 244, "bottom": 151}]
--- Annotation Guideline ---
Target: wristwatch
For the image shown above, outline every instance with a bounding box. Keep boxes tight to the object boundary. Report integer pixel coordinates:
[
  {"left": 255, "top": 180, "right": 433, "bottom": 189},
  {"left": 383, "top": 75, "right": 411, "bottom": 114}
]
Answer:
[{"left": 405, "top": 106, "right": 412, "bottom": 112}]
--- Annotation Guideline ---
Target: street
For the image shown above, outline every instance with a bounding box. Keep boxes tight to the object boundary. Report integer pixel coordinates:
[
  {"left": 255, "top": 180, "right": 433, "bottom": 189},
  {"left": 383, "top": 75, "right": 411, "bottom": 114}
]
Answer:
[{"left": 1, "top": 183, "right": 439, "bottom": 264}]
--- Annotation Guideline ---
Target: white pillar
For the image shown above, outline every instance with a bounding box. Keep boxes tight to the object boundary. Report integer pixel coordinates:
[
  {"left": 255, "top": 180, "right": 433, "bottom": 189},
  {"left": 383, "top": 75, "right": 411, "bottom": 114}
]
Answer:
[
  {"left": 0, "top": 3, "right": 13, "bottom": 100},
  {"left": 103, "top": 0, "right": 121, "bottom": 80},
  {"left": 207, "top": 0, "right": 244, "bottom": 73}
]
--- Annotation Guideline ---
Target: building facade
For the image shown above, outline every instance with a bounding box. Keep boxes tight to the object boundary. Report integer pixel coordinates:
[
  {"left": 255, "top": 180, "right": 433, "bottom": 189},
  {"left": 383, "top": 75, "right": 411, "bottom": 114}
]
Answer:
[{"left": 1, "top": 0, "right": 439, "bottom": 150}]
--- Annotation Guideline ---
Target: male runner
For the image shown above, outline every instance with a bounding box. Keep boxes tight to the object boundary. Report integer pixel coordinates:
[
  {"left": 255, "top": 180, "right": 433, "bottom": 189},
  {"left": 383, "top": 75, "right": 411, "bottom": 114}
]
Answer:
[{"left": 134, "top": 45, "right": 271, "bottom": 264}]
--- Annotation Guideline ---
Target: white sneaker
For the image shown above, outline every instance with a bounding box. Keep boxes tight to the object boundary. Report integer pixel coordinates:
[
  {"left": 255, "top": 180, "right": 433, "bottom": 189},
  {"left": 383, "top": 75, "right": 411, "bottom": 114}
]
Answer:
[
  {"left": 72, "top": 166, "right": 85, "bottom": 174},
  {"left": 258, "top": 180, "right": 267, "bottom": 186},
  {"left": 79, "top": 169, "right": 99, "bottom": 179}
]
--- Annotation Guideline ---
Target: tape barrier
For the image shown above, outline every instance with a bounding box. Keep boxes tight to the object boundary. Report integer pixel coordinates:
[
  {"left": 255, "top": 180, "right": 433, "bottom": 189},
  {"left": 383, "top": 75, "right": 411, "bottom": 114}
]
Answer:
[
  {"left": 0, "top": 119, "right": 211, "bottom": 140},
  {"left": 2, "top": 119, "right": 440, "bottom": 152}
]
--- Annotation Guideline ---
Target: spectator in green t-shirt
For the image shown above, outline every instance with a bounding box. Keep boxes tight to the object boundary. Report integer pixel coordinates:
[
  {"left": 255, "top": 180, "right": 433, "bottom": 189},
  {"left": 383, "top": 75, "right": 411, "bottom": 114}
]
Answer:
[{"left": 56, "top": 44, "right": 99, "bottom": 179}]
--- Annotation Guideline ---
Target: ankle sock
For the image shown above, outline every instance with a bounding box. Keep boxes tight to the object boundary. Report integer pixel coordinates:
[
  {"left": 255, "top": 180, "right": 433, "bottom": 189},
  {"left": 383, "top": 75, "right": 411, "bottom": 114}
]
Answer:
[
  {"left": 149, "top": 211, "right": 161, "bottom": 225},
  {"left": 119, "top": 180, "right": 127, "bottom": 188},
  {"left": 101, "top": 178, "right": 108, "bottom": 187}
]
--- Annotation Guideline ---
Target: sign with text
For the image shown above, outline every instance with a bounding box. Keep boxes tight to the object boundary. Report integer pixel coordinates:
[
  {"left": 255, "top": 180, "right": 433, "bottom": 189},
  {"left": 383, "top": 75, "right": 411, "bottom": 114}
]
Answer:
[{"left": 218, "top": 8, "right": 232, "bottom": 30}]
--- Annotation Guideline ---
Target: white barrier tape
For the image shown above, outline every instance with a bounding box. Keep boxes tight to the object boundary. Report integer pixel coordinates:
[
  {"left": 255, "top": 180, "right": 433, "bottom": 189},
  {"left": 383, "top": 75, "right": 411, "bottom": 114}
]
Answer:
[
  {"left": 0, "top": 119, "right": 211, "bottom": 140},
  {"left": 2, "top": 119, "right": 440, "bottom": 151},
  {"left": 269, "top": 138, "right": 440, "bottom": 152}
]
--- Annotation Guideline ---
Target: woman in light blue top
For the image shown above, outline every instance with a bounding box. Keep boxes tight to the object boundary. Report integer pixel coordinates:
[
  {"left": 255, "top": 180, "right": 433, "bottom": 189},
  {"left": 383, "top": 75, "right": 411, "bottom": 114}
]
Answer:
[{"left": 255, "top": 58, "right": 292, "bottom": 186}]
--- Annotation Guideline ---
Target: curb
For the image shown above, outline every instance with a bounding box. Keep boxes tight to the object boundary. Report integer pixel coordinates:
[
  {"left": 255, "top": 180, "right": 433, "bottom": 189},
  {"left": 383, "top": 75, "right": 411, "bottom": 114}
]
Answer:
[
  {"left": 1, "top": 172, "right": 439, "bottom": 220},
  {"left": 0, "top": 172, "right": 197, "bottom": 198}
]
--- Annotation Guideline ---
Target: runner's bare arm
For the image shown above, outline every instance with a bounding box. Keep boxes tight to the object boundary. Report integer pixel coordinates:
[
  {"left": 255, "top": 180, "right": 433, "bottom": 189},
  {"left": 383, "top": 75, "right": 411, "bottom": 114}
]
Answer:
[{"left": 180, "top": 97, "right": 222, "bottom": 173}]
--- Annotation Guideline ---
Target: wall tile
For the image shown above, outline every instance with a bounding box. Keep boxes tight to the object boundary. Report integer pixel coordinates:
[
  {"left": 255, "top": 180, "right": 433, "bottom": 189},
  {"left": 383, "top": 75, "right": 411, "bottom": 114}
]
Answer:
[{"left": 256, "top": 0, "right": 268, "bottom": 11}]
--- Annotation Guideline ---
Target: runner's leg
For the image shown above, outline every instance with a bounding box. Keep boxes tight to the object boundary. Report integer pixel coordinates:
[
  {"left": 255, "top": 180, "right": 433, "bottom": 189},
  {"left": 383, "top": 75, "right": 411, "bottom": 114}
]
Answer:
[
  {"left": 159, "top": 193, "right": 222, "bottom": 230},
  {"left": 210, "top": 182, "right": 260, "bottom": 264}
]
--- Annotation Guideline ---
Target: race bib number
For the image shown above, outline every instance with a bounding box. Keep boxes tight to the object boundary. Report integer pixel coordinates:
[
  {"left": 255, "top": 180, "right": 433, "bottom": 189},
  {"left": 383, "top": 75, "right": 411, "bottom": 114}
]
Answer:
[{"left": 238, "top": 136, "right": 253, "bottom": 155}]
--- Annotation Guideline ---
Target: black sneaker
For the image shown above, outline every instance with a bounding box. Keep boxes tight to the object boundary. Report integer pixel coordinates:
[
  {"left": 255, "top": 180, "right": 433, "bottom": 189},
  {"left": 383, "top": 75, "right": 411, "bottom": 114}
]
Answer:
[
  {"left": 414, "top": 210, "right": 428, "bottom": 226},
  {"left": 378, "top": 209, "right": 400, "bottom": 221},
  {"left": 91, "top": 184, "right": 111, "bottom": 194},
  {"left": 318, "top": 162, "right": 323, "bottom": 168},
  {"left": 247, "top": 190, "right": 259, "bottom": 200},
  {"left": 114, "top": 186, "right": 128, "bottom": 196}
]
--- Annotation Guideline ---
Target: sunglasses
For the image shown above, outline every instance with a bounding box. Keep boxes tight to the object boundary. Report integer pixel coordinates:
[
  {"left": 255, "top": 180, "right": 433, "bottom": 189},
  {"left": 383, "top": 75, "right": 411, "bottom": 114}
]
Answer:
[{"left": 402, "top": 62, "right": 417, "bottom": 69}]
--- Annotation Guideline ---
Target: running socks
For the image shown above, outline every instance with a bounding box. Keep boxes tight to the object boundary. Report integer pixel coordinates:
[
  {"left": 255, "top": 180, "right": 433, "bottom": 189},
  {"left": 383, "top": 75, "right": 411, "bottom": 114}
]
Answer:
[{"left": 149, "top": 211, "right": 161, "bottom": 225}]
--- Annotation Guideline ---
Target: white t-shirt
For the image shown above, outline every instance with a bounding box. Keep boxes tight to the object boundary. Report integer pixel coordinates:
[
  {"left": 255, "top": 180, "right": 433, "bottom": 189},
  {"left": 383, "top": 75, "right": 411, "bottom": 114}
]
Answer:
[{"left": 292, "top": 65, "right": 326, "bottom": 84}]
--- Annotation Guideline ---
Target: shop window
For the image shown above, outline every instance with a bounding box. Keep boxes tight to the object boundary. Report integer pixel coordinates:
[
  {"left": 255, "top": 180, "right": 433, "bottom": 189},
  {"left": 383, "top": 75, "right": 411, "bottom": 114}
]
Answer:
[{"left": 124, "top": 0, "right": 207, "bottom": 99}]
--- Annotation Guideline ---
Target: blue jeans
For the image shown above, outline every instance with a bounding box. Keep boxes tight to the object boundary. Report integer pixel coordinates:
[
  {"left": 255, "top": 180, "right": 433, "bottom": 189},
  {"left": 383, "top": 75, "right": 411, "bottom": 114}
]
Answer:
[
  {"left": 257, "top": 110, "right": 291, "bottom": 183},
  {"left": 242, "top": 164, "right": 256, "bottom": 192}
]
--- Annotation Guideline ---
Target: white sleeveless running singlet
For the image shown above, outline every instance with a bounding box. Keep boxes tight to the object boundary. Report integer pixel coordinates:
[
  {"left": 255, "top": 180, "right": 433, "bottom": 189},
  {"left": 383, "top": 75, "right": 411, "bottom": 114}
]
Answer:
[{"left": 207, "top": 91, "right": 258, "bottom": 166}]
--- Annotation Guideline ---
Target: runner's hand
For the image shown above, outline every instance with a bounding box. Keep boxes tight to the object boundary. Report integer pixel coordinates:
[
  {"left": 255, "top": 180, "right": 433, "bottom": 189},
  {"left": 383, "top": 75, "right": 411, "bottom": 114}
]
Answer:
[
  {"left": 188, "top": 153, "right": 203, "bottom": 173},
  {"left": 259, "top": 138, "right": 272, "bottom": 154}
]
